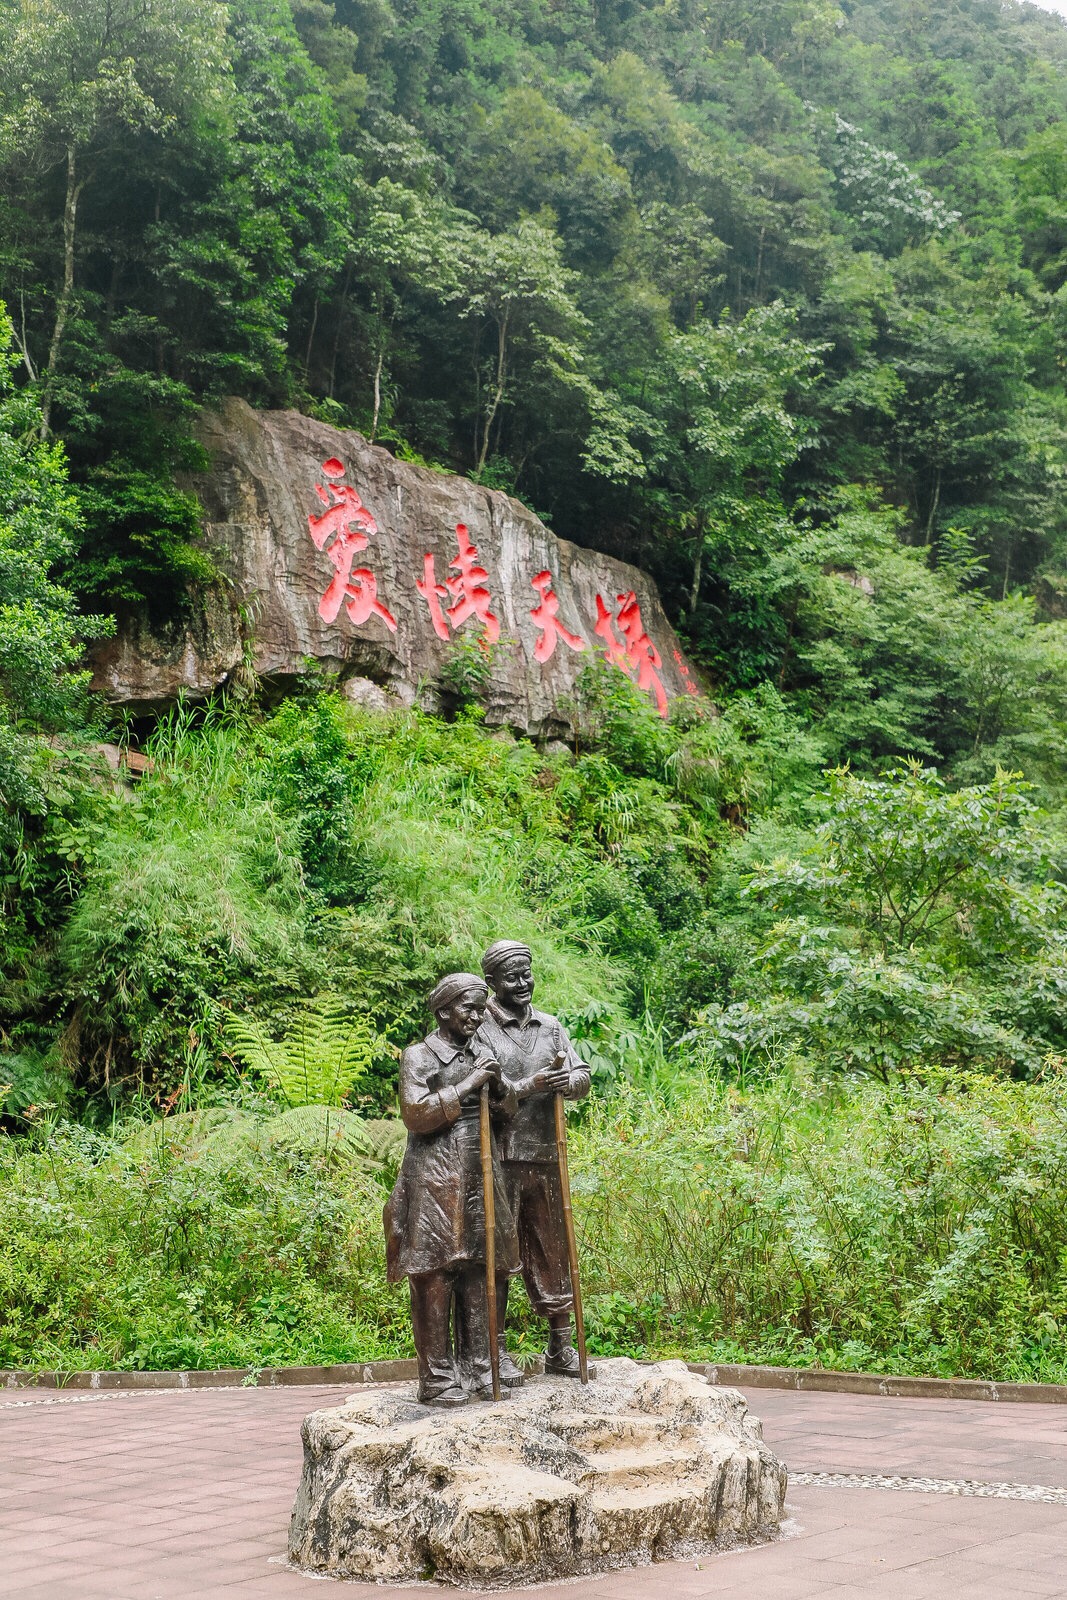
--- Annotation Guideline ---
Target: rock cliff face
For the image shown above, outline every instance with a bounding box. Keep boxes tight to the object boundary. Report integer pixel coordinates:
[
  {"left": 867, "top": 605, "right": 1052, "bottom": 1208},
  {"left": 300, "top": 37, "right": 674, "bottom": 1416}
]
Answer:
[{"left": 90, "top": 398, "right": 701, "bottom": 736}]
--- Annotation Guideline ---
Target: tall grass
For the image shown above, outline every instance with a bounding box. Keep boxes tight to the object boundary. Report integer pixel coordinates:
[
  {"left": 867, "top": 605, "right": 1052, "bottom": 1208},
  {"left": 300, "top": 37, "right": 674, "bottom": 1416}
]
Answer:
[
  {"left": 574, "top": 1065, "right": 1067, "bottom": 1381},
  {"left": 50, "top": 698, "right": 643, "bottom": 1103}
]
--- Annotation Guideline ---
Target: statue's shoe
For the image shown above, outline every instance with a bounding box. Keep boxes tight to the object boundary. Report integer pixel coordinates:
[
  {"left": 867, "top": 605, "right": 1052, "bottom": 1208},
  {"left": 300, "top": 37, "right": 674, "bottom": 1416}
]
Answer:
[
  {"left": 498, "top": 1349, "right": 526, "bottom": 1387},
  {"left": 418, "top": 1382, "right": 470, "bottom": 1408},
  {"left": 544, "top": 1343, "right": 582, "bottom": 1377}
]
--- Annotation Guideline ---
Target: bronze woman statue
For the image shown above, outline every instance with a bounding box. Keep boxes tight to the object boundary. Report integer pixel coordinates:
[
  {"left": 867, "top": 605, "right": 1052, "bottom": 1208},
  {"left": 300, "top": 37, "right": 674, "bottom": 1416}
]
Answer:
[{"left": 384, "top": 972, "right": 521, "bottom": 1406}]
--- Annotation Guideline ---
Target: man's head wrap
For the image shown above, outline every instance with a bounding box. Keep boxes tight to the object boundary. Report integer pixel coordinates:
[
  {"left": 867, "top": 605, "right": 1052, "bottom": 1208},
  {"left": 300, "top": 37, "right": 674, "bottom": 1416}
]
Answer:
[
  {"left": 427, "top": 972, "right": 488, "bottom": 1016},
  {"left": 481, "top": 940, "right": 533, "bottom": 980}
]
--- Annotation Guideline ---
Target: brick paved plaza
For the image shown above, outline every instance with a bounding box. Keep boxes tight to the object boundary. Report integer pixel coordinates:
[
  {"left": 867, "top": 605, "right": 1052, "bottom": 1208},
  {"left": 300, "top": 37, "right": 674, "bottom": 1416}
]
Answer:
[{"left": 3, "top": 1381, "right": 1067, "bottom": 1600}]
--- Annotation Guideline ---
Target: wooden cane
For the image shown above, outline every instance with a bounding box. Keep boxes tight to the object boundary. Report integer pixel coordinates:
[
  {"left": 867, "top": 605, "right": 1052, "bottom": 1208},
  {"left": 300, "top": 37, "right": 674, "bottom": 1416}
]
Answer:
[
  {"left": 479, "top": 1082, "right": 502, "bottom": 1401},
  {"left": 554, "top": 1080, "right": 589, "bottom": 1385}
]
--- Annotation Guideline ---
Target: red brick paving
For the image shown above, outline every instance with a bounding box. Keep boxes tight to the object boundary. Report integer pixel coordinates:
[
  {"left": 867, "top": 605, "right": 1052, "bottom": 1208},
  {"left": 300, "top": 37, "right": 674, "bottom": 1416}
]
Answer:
[{"left": 2, "top": 1382, "right": 1066, "bottom": 1598}]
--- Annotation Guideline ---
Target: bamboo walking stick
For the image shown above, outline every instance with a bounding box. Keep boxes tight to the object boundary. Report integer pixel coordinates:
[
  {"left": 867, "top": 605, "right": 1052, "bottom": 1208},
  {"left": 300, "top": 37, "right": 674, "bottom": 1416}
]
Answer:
[
  {"left": 479, "top": 1082, "right": 502, "bottom": 1402},
  {"left": 553, "top": 1064, "right": 589, "bottom": 1386}
]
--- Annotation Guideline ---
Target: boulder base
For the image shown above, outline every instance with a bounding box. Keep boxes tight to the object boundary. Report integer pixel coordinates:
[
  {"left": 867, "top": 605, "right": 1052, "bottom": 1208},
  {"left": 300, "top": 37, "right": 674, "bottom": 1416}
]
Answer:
[{"left": 287, "top": 1358, "right": 786, "bottom": 1587}]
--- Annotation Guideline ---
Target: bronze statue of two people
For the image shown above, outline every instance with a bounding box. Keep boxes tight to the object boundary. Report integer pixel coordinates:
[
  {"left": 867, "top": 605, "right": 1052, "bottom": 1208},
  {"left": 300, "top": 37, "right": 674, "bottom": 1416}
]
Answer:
[{"left": 384, "top": 940, "right": 590, "bottom": 1406}]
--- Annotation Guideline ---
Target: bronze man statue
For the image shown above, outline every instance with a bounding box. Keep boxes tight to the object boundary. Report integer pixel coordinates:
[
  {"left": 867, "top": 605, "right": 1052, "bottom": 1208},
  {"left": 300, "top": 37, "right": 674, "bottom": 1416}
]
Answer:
[
  {"left": 384, "top": 973, "right": 521, "bottom": 1406},
  {"left": 478, "top": 941, "right": 591, "bottom": 1380}
]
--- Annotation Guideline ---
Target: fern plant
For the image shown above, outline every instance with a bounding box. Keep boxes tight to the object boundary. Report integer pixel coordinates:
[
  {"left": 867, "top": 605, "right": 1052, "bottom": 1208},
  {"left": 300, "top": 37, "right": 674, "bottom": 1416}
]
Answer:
[{"left": 224, "top": 995, "right": 384, "bottom": 1107}]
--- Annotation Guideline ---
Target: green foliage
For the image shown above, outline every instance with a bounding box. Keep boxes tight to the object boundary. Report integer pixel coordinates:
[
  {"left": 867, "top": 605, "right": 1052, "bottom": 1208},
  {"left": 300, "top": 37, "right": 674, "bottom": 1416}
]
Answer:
[
  {"left": 830, "top": 113, "right": 961, "bottom": 254},
  {"left": 255, "top": 694, "right": 376, "bottom": 904},
  {"left": 588, "top": 303, "right": 825, "bottom": 620},
  {"left": 17, "top": 693, "right": 747, "bottom": 1105},
  {"left": 223, "top": 994, "right": 386, "bottom": 1107},
  {"left": 438, "top": 633, "right": 494, "bottom": 710},
  {"left": 11, "top": 654, "right": 1065, "bottom": 1108},
  {"left": 122, "top": 1104, "right": 405, "bottom": 1182},
  {"left": 573, "top": 1066, "right": 1067, "bottom": 1382},
  {"left": 6, "top": 1066, "right": 1067, "bottom": 1382},
  {"left": 693, "top": 763, "right": 1067, "bottom": 1079},
  {"left": 0, "top": 1114, "right": 405, "bottom": 1371},
  {"left": 55, "top": 706, "right": 311, "bottom": 1098},
  {"left": 73, "top": 465, "right": 214, "bottom": 610},
  {"left": 723, "top": 488, "right": 1067, "bottom": 771},
  {"left": 0, "top": 303, "right": 109, "bottom": 848}
]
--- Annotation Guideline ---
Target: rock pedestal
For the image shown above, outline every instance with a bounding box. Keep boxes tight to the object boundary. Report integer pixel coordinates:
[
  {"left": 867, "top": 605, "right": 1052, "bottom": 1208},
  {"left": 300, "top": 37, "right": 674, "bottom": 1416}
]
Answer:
[{"left": 287, "top": 1358, "right": 786, "bottom": 1587}]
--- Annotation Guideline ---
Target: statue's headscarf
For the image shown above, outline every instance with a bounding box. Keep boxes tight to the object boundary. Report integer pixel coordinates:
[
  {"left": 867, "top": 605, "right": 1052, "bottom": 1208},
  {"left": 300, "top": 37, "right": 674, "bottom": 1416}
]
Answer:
[{"left": 427, "top": 972, "right": 488, "bottom": 1016}]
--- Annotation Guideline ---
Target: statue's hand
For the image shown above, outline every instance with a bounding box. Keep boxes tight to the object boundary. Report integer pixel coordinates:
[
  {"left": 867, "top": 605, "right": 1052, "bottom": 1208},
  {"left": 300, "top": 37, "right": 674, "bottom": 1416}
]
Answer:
[
  {"left": 529, "top": 1062, "right": 571, "bottom": 1095},
  {"left": 482, "top": 1056, "right": 513, "bottom": 1100},
  {"left": 461, "top": 1058, "right": 500, "bottom": 1099}
]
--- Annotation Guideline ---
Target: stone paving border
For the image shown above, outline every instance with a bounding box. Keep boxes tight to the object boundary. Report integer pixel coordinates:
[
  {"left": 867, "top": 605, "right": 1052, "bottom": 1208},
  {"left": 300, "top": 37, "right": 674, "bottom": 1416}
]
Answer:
[
  {"left": 5, "top": 1356, "right": 1067, "bottom": 1402},
  {"left": 0, "top": 1358, "right": 419, "bottom": 1390},
  {"left": 793, "top": 1471, "right": 1067, "bottom": 1506}
]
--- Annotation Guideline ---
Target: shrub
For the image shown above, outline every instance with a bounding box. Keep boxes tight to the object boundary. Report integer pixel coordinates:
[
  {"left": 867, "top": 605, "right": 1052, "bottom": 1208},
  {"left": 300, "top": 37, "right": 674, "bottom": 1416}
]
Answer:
[
  {"left": 690, "top": 762, "right": 1067, "bottom": 1078},
  {"left": 572, "top": 1066, "right": 1067, "bottom": 1381},
  {"left": 0, "top": 1117, "right": 406, "bottom": 1371},
  {"left": 56, "top": 710, "right": 311, "bottom": 1096}
]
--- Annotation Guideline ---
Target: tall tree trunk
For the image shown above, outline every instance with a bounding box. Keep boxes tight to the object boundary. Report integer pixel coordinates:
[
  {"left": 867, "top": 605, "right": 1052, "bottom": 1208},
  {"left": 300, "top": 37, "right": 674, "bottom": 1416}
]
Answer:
[
  {"left": 304, "top": 293, "right": 320, "bottom": 380},
  {"left": 753, "top": 224, "right": 767, "bottom": 305},
  {"left": 476, "top": 310, "right": 508, "bottom": 475},
  {"left": 924, "top": 467, "right": 941, "bottom": 545},
  {"left": 1002, "top": 533, "right": 1015, "bottom": 600},
  {"left": 328, "top": 262, "right": 353, "bottom": 400},
  {"left": 688, "top": 522, "right": 704, "bottom": 615},
  {"left": 14, "top": 291, "right": 37, "bottom": 383},
  {"left": 371, "top": 343, "right": 384, "bottom": 442},
  {"left": 41, "top": 145, "right": 83, "bottom": 440}
]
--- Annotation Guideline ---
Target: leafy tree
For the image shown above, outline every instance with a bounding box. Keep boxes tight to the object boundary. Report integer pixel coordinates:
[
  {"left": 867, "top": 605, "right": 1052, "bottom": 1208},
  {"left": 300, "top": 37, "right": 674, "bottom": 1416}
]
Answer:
[
  {"left": 0, "top": 0, "right": 229, "bottom": 434},
  {"left": 590, "top": 304, "right": 823, "bottom": 617},
  {"left": 0, "top": 303, "right": 106, "bottom": 841},
  {"left": 448, "top": 217, "right": 590, "bottom": 475},
  {"left": 343, "top": 178, "right": 449, "bottom": 439},
  {"left": 459, "top": 86, "right": 633, "bottom": 266},
  {"left": 829, "top": 114, "right": 960, "bottom": 255},
  {"left": 1016, "top": 122, "right": 1067, "bottom": 292}
]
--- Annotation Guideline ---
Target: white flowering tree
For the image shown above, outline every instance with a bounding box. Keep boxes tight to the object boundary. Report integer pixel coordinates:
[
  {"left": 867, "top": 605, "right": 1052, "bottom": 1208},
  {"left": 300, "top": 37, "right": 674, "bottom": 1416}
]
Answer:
[{"left": 831, "top": 115, "right": 960, "bottom": 254}]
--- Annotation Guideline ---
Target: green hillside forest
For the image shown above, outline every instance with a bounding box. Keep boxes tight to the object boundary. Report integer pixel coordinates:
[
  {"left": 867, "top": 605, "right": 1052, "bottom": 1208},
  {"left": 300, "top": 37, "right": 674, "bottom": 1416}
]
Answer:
[{"left": 3, "top": 0, "right": 1067, "bottom": 1381}]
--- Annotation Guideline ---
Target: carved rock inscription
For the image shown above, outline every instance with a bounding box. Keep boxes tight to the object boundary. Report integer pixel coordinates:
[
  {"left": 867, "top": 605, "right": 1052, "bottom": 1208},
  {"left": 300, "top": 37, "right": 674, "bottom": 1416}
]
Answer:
[{"left": 91, "top": 398, "right": 703, "bottom": 736}]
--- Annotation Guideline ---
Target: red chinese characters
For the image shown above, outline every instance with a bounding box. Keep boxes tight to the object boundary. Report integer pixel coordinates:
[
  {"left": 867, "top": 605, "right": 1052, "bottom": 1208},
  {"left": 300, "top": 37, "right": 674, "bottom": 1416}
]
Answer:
[
  {"left": 417, "top": 523, "right": 501, "bottom": 644},
  {"left": 593, "top": 593, "right": 632, "bottom": 674},
  {"left": 415, "top": 552, "right": 451, "bottom": 642},
  {"left": 594, "top": 590, "right": 669, "bottom": 718},
  {"left": 673, "top": 648, "right": 701, "bottom": 698},
  {"left": 307, "top": 459, "right": 397, "bottom": 632},
  {"left": 530, "top": 570, "right": 586, "bottom": 664}
]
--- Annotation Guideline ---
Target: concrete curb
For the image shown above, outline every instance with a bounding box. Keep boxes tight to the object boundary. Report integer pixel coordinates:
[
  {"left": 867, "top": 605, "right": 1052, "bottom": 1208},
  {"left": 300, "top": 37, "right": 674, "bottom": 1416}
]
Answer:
[
  {"left": 3, "top": 1358, "right": 1066, "bottom": 1404},
  {"left": 1, "top": 1359, "right": 419, "bottom": 1391},
  {"left": 692, "top": 1363, "right": 1067, "bottom": 1405}
]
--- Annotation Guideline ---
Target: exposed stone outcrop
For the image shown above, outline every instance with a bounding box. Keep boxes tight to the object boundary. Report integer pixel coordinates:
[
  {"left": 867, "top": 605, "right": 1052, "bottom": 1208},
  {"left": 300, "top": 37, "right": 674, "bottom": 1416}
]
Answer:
[
  {"left": 287, "top": 1358, "right": 786, "bottom": 1587},
  {"left": 90, "top": 399, "right": 702, "bottom": 735}
]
